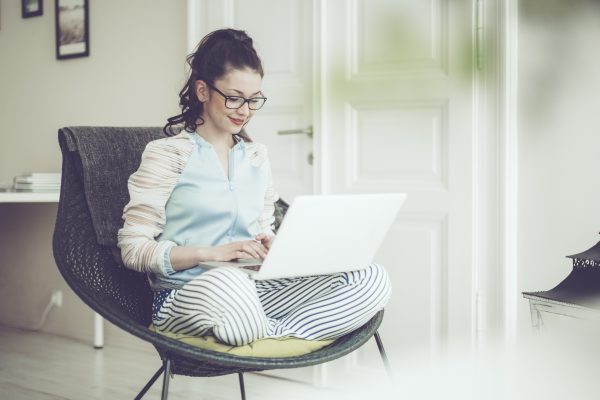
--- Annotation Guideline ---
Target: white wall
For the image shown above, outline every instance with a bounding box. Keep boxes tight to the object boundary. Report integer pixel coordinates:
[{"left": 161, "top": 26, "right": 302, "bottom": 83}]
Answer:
[
  {"left": 0, "top": 0, "right": 186, "bottom": 346},
  {"left": 518, "top": 1, "right": 600, "bottom": 330}
]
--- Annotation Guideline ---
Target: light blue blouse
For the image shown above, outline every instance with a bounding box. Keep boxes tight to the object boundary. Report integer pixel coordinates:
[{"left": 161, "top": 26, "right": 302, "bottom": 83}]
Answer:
[{"left": 149, "top": 133, "right": 269, "bottom": 290}]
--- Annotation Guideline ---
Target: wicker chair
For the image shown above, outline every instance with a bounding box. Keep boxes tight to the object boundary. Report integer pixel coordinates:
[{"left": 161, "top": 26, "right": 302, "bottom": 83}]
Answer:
[{"left": 52, "top": 126, "right": 390, "bottom": 400}]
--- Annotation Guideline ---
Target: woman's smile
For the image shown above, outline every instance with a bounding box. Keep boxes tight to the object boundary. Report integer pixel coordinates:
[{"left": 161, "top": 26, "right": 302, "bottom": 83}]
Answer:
[{"left": 228, "top": 116, "right": 245, "bottom": 126}]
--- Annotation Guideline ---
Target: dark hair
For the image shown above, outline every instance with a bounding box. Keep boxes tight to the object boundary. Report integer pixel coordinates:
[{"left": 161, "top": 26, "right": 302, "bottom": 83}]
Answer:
[{"left": 163, "top": 29, "right": 264, "bottom": 139}]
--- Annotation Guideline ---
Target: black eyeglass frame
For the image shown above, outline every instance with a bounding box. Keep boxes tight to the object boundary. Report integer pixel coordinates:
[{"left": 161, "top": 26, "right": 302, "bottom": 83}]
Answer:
[{"left": 207, "top": 84, "right": 267, "bottom": 110}]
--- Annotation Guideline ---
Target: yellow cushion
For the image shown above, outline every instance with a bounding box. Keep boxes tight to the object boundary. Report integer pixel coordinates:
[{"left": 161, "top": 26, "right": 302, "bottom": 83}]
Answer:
[{"left": 149, "top": 325, "right": 334, "bottom": 358}]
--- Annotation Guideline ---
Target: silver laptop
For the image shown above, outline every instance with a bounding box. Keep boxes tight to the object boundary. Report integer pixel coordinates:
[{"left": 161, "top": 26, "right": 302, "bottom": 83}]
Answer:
[{"left": 199, "top": 193, "right": 407, "bottom": 280}]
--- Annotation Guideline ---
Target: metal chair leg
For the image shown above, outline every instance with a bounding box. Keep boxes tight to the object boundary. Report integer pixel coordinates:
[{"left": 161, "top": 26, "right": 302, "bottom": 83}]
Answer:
[
  {"left": 374, "top": 330, "right": 392, "bottom": 377},
  {"left": 134, "top": 364, "right": 165, "bottom": 400},
  {"left": 161, "top": 358, "right": 172, "bottom": 400},
  {"left": 238, "top": 372, "right": 246, "bottom": 400}
]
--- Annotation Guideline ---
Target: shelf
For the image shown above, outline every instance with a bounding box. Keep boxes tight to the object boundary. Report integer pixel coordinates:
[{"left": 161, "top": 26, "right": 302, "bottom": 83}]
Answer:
[{"left": 0, "top": 191, "right": 60, "bottom": 203}]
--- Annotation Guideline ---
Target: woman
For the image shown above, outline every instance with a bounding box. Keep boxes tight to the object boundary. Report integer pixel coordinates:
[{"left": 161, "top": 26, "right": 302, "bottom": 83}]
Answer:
[{"left": 118, "top": 28, "right": 391, "bottom": 346}]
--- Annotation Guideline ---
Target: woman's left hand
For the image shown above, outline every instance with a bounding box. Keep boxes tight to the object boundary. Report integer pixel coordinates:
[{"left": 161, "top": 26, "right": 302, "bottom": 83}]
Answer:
[{"left": 255, "top": 233, "right": 275, "bottom": 251}]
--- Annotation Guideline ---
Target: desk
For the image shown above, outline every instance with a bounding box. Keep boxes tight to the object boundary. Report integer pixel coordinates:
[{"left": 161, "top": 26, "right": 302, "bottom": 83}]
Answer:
[
  {"left": 0, "top": 191, "right": 59, "bottom": 202},
  {"left": 0, "top": 191, "right": 104, "bottom": 348}
]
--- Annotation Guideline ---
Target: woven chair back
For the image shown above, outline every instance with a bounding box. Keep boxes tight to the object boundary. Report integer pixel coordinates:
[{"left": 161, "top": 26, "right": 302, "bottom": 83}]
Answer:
[{"left": 54, "top": 127, "right": 165, "bottom": 326}]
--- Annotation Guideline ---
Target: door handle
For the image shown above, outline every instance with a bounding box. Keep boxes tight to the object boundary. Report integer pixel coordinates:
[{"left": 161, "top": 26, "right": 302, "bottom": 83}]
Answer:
[{"left": 277, "top": 126, "right": 313, "bottom": 139}]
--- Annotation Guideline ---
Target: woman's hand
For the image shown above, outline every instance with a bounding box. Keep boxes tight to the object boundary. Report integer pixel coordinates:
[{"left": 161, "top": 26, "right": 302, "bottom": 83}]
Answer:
[
  {"left": 171, "top": 240, "right": 269, "bottom": 271},
  {"left": 208, "top": 240, "right": 269, "bottom": 261},
  {"left": 255, "top": 233, "right": 275, "bottom": 251}
]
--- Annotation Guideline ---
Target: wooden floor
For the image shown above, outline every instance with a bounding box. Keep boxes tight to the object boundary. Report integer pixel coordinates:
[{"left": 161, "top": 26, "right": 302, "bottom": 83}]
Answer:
[
  {"left": 0, "top": 326, "right": 360, "bottom": 400},
  {"left": 5, "top": 320, "right": 600, "bottom": 400}
]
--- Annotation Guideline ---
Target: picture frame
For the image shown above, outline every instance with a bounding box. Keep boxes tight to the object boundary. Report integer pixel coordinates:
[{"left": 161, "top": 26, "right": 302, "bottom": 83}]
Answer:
[
  {"left": 55, "top": 0, "right": 89, "bottom": 60},
  {"left": 22, "top": 0, "right": 43, "bottom": 18}
]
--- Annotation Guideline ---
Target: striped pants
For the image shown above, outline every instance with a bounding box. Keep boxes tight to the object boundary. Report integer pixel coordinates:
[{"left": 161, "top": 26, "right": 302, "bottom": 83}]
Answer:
[{"left": 152, "top": 263, "right": 391, "bottom": 346}]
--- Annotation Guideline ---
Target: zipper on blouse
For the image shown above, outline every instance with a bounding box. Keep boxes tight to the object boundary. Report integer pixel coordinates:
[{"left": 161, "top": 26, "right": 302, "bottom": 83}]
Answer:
[
  {"left": 228, "top": 147, "right": 239, "bottom": 240},
  {"left": 228, "top": 147, "right": 234, "bottom": 184}
]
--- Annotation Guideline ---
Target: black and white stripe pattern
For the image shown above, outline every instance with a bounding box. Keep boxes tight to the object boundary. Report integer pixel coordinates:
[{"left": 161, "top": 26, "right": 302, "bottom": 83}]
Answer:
[{"left": 153, "top": 263, "right": 391, "bottom": 346}]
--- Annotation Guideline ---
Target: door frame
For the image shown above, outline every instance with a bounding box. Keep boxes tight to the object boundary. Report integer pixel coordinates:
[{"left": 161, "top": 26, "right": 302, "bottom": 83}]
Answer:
[
  {"left": 470, "top": 0, "right": 519, "bottom": 344},
  {"left": 185, "top": 0, "right": 520, "bottom": 346},
  {"left": 499, "top": 0, "right": 519, "bottom": 342}
]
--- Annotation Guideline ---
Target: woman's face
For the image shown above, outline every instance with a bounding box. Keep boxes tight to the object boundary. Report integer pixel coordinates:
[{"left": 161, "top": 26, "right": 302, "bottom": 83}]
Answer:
[{"left": 197, "top": 67, "right": 263, "bottom": 136}]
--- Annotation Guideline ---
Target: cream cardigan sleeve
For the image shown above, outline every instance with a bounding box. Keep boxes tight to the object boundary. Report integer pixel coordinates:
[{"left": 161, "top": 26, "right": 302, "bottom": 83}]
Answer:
[
  {"left": 248, "top": 143, "right": 280, "bottom": 237},
  {"left": 117, "top": 136, "right": 193, "bottom": 274}
]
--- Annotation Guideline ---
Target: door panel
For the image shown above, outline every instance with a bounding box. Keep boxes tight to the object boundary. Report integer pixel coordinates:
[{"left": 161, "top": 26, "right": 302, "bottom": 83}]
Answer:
[
  {"left": 247, "top": 108, "right": 312, "bottom": 201},
  {"left": 350, "top": 0, "right": 448, "bottom": 77},
  {"left": 344, "top": 100, "right": 448, "bottom": 191}
]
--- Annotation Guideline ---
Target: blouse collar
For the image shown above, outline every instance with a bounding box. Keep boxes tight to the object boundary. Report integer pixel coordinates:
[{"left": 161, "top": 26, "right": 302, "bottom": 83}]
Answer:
[{"left": 190, "top": 131, "right": 245, "bottom": 151}]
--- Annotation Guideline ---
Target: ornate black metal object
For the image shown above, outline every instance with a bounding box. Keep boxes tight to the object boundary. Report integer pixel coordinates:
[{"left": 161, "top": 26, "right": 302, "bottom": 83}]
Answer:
[{"left": 523, "top": 238, "right": 600, "bottom": 308}]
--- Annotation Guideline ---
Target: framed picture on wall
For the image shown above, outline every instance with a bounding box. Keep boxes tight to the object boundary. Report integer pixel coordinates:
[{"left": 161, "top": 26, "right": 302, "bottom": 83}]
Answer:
[
  {"left": 55, "top": 0, "right": 89, "bottom": 60},
  {"left": 22, "top": 0, "right": 43, "bottom": 18}
]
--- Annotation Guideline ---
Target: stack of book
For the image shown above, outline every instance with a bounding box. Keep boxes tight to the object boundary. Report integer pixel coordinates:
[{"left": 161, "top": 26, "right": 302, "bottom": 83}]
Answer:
[{"left": 13, "top": 173, "right": 61, "bottom": 192}]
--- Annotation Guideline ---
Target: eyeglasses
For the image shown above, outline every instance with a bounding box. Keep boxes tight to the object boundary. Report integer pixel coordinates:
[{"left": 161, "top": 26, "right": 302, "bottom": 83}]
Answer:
[{"left": 208, "top": 84, "right": 267, "bottom": 110}]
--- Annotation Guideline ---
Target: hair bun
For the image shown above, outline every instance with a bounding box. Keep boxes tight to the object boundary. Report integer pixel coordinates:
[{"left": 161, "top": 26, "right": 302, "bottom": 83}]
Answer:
[{"left": 229, "top": 29, "right": 253, "bottom": 46}]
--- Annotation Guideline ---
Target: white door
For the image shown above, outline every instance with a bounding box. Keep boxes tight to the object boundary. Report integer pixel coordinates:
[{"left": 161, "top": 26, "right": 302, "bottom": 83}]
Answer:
[
  {"left": 317, "top": 0, "right": 475, "bottom": 381},
  {"left": 190, "top": 0, "right": 476, "bottom": 385}
]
